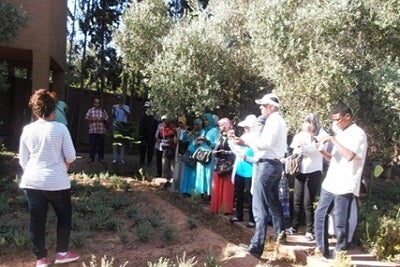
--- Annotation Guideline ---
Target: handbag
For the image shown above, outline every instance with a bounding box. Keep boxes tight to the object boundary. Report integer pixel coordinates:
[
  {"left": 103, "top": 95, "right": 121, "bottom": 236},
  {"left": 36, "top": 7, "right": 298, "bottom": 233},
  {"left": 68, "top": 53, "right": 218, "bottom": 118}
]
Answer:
[
  {"left": 216, "top": 158, "right": 233, "bottom": 175},
  {"left": 181, "top": 151, "right": 196, "bottom": 167},
  {"left": 192, "top": 148, "right": 212, "bottom": 164},
  {"left": 284, "top": 154, "right": 302, "bottom": 177}
]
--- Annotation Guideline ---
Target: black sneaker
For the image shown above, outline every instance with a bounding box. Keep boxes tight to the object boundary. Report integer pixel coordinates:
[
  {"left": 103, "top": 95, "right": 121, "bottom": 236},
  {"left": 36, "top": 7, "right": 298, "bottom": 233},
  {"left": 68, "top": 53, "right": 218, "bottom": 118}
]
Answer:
[
  {"left": 238, "top": 243, "right": 261, "bottom": 258},
  {"left": 229, "top": 216, "right": 242, "bottom": 223}
]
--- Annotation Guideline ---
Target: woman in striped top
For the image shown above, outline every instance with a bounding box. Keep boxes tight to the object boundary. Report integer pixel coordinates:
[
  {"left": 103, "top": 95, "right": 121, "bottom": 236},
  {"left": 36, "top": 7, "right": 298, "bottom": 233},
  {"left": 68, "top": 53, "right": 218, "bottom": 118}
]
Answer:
[{"left": 19, "top": 89, "right": 79, "bottom": 267}]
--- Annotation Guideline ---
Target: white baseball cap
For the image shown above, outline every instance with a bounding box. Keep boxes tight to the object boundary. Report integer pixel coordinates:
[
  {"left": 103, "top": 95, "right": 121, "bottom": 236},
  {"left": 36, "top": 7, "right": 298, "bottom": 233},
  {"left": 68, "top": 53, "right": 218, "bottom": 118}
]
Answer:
[
  {"left": 255, "top": 93, "right": 280, "bottom": 107},
  {"left": 238, "top": 114, "right": 257, "bottom": 127},
  {"left": 144, "top": 101, "right": 150, "bottom": 107}
]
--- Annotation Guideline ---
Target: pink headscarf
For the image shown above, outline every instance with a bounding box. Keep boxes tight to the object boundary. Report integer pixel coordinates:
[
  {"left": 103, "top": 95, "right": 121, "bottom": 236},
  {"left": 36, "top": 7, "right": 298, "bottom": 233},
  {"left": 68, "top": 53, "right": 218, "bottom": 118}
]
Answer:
[{"left": 218, "top": 117, "right": 233, "bottom": 131}]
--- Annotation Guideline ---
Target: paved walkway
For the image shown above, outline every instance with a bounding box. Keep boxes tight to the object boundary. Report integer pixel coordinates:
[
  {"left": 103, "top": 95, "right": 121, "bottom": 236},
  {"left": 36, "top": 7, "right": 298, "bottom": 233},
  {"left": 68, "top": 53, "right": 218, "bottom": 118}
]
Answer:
[{"left": 221, "top": 214, "right": 400, "bottom": 267}]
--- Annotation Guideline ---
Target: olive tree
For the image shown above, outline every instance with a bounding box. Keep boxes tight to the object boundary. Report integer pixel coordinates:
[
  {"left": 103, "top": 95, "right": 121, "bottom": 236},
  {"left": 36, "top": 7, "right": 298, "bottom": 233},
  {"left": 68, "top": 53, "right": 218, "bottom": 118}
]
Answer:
[
  {"left": 117, "top": 0, "right": 268, "bottom": 119},
  {"left": 248, "top": 0, "right": 400, "bottom": 162}
]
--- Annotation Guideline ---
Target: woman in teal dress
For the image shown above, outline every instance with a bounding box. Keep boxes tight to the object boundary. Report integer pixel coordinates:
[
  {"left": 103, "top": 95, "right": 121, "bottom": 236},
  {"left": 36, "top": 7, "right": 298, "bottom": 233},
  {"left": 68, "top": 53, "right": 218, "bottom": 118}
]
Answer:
[
  {"left": 180, "top": 118, "right": 203, "bottom": 195},
  {"left": 194, "top": 113, "right": 219, "bottom": 197}
]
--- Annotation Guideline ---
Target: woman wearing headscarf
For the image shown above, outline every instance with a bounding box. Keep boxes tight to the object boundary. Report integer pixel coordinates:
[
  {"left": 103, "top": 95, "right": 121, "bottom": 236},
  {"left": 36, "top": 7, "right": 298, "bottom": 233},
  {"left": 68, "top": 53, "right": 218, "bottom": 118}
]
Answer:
[
  {"left": 286, "top": 113, "right": 328, "bottom": 241},
  {"left": 210, "top": 117, "right": 236, "bottom": 214},
  {"left": 194, "top": 113, "right": 220, "bottom": 198},
  {"left": 180, "top": 118, "right": 203, "bottom": 195}
]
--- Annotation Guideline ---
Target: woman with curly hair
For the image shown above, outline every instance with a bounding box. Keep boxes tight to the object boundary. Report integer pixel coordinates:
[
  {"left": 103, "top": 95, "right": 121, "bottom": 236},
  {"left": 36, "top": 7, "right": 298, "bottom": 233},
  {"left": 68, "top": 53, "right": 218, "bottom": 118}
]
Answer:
[{"left": 19, "top": 89, "right": 79, "bottom": 267}]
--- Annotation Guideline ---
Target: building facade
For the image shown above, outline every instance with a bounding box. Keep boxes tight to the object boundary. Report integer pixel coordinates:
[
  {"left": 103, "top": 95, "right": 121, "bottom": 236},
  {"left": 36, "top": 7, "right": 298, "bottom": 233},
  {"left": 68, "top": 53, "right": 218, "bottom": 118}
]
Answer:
[{"left": 0, "top": 0, "right": 67, "bottom": 149}]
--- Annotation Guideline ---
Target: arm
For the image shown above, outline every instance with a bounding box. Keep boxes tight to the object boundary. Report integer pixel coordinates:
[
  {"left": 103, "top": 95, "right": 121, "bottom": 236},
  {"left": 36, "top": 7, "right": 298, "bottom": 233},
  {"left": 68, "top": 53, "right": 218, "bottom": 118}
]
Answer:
[{"left": 320, "top": 135, "right": 355, "bottom": 161}]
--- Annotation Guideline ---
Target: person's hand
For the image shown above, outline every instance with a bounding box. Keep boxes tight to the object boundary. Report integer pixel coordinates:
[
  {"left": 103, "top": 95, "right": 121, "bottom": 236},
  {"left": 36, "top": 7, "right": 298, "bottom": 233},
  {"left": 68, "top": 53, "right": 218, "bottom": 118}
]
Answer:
[
  {"left": 234, "top": 138, "right": 246, "bottom": 146},
  {"left": 214, "top": 150, "right": 224, "bottom": 155},
  {"left": 235, "top": 151, "right": 245, "bottom": 160}
]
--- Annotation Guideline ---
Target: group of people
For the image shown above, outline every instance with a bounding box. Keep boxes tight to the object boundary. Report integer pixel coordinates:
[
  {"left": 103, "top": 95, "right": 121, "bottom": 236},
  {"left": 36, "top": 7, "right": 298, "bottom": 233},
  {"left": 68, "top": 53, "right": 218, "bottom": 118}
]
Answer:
[
  {"left": 18, "top": 88, "right": 367, "bottom": 266},
  {"left": 85, "top": 95, "right": 131, "bottom": 164},
  {"left": 151, "top": 93, "right": 368, "bottom": 260}
]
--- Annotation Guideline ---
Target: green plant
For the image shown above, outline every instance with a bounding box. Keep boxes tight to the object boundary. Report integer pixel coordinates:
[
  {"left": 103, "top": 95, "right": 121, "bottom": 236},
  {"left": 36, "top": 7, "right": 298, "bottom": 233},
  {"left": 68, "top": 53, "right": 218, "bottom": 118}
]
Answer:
[
  {"left": 126, "top": 206, "right": 139, "bottom": 218},
  {"left": 70, "top": 231, "right": 88, "bottom": 249},
  {"left": 118, "top": 230, "right": 128, "bottom": 245},
  {"left": 332, "top": 251, "right": 354, "bottom": 267},
  {"left": 111, "top": 195, "right": 129, "bottom": 209},
  {"left": 371, "top": 216, "right": 400, "bottom": 261},
  {"left": 0, "top": 235, "right": 8, "bottom": 249},
  {"left": 147, "top": 257, "right": 171, "bottom": 267},
  {"left": 0, "top": 193, "right": 10, "bottom": 216},
  {"left": 11, "top": 230, "right": 29, "bottom": 249},
  {"left": 136, "top": 222, "right": 152, "bottom": 242},
  {"left": 176, "top": 252, "right": 198, "bottom": 266},
  {"left": 147, "top": 208, "right": 163, "bottom": 227},
  {"left": 203, "top": 250, "right": 222, "bottom": 267},
  {"left": 186, "top": 217, "right": 199, "bottom": 230},
  {"left": 160, "top": 224, "right": 176, "bottom": 242},
  {"left": 107, "top": 176, "right": 131, "bottom": 191},
  {"left": 104, "top": 218, "right": 120, "bottom": 232},
  {"left": 83, "top": 255, "right": 128, "bottom": 267}
]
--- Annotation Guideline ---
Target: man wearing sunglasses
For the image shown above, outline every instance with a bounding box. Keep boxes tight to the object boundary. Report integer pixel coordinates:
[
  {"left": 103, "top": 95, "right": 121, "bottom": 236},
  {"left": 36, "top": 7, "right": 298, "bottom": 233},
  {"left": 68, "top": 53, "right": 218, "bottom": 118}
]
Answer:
[{"left": 314, "top": 102, "right": 368, "bottom": 259}]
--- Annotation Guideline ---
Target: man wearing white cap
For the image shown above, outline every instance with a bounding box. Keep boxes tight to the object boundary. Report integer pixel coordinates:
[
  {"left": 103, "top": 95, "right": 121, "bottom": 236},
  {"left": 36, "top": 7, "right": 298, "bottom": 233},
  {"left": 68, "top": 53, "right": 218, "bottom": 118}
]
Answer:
[{"left": 238, "top": 93, "right": 288, "bottom": 258}]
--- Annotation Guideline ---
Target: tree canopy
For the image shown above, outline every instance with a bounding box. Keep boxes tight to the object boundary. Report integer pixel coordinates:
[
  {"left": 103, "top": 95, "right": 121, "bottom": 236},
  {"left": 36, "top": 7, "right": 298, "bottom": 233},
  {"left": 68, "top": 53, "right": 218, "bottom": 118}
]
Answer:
[{"left": 116, "top": 0, "right": 400, "bottom": 162}]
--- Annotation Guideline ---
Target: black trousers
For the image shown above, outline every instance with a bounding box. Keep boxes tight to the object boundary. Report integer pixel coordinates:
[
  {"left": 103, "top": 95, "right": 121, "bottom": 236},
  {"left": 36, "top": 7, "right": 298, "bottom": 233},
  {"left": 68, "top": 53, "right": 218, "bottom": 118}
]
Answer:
[{"left": 292, "top": 170, "right": 322, "bottom": 233}]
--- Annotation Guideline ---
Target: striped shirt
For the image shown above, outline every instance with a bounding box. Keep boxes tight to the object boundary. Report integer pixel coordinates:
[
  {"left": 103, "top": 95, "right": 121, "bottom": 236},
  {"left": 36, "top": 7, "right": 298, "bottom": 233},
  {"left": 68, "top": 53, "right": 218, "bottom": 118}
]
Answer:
[
  {"left": 19, "top": 119, "right": 76, "bottom": 191},
  {"left": 85, "top": 107, "right": 108, "bottom": 134}
]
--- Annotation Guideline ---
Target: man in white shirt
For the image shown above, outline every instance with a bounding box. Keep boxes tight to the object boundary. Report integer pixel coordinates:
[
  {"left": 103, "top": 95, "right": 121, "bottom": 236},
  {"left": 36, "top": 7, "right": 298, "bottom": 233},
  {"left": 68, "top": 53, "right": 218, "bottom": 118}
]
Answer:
[
  {"left": 315, "top": 102, "right": 367, "bottom": 258},
  {"left": 238, "top": 93, "right": 288, "bottom": 258}
]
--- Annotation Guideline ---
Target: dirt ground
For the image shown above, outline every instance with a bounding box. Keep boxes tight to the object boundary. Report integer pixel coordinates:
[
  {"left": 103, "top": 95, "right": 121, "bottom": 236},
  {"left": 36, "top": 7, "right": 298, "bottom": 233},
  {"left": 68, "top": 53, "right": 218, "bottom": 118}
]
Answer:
[{"left": 0, "top": 153, "right": 298, "bottom": 267}]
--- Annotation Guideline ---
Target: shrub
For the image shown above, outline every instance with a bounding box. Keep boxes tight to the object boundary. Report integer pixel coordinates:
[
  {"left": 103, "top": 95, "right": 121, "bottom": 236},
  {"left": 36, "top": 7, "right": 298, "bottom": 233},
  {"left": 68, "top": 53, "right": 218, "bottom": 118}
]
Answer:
[
  {"left": 332, "top": 251, "right": 354, "bottom": 267},
  {"left": 371, "top": 215, "right": 400, "bottom": 262},
  {"left": 83, "top": 255, "right": 128, "bottom": 267},
  {"left": 147, "top": 208, "right": 163, "bottom": 227},
  {"left": 203, "top": 250, "right": 222, "bottom": 267},
  {"left": 118, "top": 230, "right": 128, "bottom": 245},
  {"left": 160, "top": 224, "right": 176, "bottom": 242},
  {"left": 176, "top": 252, "right": 198, "bottom": 266},
  {"left": 0, "top": 193, "right": 10, "bottom": 216},
  {"left": 126, "top": 206, "right": 139, "bottom": 218},
  {"left": 11, "top": 230, "right": 29, "bottom": 249},
  {"left": 147, "top": 257, "right": 171, "bottom": 267},
  {"left": 71, "top": 231, "right": 88, "bottom": 249},
  {"left": 186, "top": 217, "right": 199, "bottom": 230},
  {"left": 111, "top": 195, "right": 129, "bottom": 209},
  {"left": 107, "top": 176, "right": 131, "bottom": 191},
  {"left": 136, "top": 222, "right": 152, "bottom": 242}
]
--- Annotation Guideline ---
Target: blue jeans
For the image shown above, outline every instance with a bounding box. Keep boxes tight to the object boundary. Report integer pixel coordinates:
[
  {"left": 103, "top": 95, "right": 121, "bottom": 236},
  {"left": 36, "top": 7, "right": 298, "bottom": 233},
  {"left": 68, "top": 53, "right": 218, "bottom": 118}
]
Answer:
[
  {"left": 249, "top": 159, "right": 283, "bottom": 257},
  {"left": 24, "top": 189, "right": 72, "bottom": 259},
  {"left": 314, "top": 189, "right": 353, "bottom": 257}
]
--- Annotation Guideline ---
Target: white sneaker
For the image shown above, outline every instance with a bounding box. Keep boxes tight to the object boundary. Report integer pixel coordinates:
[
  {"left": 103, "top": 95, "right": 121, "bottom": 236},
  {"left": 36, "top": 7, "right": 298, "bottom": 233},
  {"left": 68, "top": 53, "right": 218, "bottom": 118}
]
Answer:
[{"left": 305, "top": 232, "right": 314, "bottom": 241}]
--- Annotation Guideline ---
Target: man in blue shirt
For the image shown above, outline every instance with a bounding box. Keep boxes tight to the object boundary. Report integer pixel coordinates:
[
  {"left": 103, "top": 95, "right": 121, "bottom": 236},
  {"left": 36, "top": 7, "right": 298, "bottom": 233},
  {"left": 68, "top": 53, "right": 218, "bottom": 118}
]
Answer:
[{"left": 112, "top": 95, "right": 131, "bottom": 164}]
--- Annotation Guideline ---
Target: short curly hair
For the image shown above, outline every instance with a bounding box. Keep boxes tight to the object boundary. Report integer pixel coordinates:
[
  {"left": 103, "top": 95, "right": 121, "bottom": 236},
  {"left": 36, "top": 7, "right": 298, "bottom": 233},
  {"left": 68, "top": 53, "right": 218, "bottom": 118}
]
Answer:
[{"left": 29, "top": 88, "right": 56, "bottom": 119}]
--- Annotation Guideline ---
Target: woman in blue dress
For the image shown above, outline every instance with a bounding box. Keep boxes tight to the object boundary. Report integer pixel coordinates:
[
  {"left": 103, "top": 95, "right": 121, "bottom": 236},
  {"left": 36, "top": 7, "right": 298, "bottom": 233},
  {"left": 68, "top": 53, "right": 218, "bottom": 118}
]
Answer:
[
  {"left": 180, "top": 118, "right": 203, "bottom": 195},
  {"left": 194, "top": 113, "right": 219, "bottom": 198}
]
